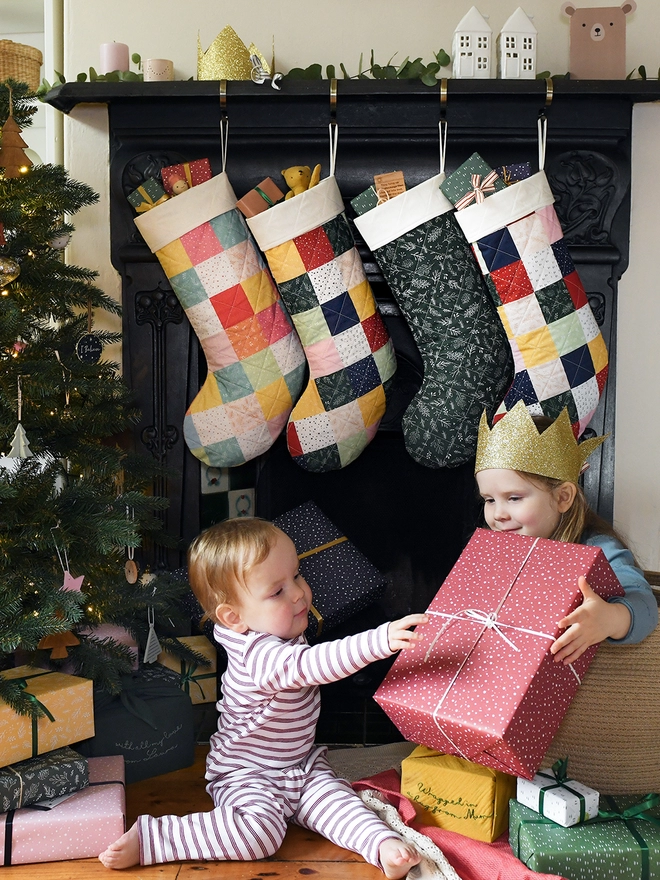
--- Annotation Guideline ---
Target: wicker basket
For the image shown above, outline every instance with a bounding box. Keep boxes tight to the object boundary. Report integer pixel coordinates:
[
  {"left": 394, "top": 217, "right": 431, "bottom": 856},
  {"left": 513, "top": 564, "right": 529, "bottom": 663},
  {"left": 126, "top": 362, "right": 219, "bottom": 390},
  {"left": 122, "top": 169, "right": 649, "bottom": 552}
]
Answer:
[
  {"left": 0, "top": 40, "right": 43, "bottom": 92},
  {"left": 543, "top": 620, "right": 660, "bottom": 794}
]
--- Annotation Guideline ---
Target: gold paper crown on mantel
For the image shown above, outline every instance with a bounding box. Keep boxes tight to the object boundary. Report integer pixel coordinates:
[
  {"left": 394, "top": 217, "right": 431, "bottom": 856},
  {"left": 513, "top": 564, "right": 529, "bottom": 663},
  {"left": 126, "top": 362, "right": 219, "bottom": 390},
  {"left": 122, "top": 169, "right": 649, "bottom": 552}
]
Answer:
[
  {"left": 474, "top": 400, "right": 607, "bottom": 485},
  {"left": 197, "top": 25, "right": 272, "bottom": 81}
]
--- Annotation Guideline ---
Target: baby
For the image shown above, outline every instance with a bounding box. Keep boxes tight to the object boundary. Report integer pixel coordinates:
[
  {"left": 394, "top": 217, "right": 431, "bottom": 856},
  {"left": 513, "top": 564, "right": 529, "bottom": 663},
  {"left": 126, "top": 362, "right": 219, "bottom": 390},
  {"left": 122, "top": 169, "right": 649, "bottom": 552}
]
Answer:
[{"left": 100, "top": 516, "right": 427, "bottom": 877}]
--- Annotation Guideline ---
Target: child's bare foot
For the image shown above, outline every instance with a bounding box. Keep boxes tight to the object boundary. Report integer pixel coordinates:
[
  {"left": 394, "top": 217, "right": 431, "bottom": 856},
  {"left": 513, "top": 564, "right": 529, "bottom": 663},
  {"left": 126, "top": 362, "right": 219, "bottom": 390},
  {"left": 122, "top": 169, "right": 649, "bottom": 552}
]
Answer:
[
  {"left": 98, "top": 822, "right": 140, "bottom": 869},
  {"left": 379, "top": 837, "right": 421, "bottom": 879}
]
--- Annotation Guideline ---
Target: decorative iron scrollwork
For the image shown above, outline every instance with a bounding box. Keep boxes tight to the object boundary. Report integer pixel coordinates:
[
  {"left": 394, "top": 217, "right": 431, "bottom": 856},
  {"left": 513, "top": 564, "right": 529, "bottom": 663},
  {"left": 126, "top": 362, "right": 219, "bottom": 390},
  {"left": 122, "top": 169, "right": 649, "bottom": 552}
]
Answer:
[
  {"left": 135, "top": 285, "right": 183, "bottom": 330},
  {"left": 548, "top": 151, "right": 621, "bottom": 247},
  {"left": 134, "top": 283, "right": 183, "bottom": 462},
  {"left": 586, "top": 291, "right": 607, "bottom": 326}
]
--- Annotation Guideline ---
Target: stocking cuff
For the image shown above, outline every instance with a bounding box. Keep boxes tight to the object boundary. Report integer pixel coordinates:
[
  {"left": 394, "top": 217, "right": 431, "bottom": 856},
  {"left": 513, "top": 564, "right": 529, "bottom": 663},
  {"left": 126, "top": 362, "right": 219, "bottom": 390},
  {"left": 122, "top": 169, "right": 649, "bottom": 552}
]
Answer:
[
  {"left": 247, "top": 175, "right": 344, "bottom": 251},
  {"left": 455, "top": 170, "right": 555, "bottom": 243},
  {"left": 354, "top": 173, "right": 453, "bottom": 251},
  {"left": 135, "top": 172, "right": 237, "bottom": 252}
]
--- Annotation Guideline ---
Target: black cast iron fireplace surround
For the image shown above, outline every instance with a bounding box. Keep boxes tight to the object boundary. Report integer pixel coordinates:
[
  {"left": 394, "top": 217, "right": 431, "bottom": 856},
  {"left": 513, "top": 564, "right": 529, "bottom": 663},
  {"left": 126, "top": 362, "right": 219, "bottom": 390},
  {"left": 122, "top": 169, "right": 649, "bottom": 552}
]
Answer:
[{"left": 47, "top": 79, "right": 660, "bottom": 743}]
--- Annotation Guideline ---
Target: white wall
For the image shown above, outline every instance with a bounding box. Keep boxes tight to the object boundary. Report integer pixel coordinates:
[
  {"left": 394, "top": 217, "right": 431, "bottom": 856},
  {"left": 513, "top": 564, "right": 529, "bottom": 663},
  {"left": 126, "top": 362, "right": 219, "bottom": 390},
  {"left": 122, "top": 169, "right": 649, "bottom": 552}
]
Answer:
[{"left": 60, "top": 0, "right": 660, "bottom": 568}]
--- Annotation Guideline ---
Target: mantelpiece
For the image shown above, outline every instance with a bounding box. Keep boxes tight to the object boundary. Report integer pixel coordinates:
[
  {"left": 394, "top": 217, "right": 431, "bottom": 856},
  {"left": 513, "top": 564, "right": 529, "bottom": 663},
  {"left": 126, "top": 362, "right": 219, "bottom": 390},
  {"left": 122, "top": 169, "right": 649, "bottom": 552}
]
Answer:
[{"left": 46, "top": 80, "right": 659, "bottom": 740}]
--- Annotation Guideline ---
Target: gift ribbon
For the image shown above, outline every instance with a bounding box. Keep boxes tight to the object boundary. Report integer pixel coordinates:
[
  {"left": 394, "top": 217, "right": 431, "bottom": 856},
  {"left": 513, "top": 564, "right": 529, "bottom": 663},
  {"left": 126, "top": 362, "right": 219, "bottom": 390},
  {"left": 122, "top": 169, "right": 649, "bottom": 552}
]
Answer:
[
  {"left": 423, "top": 538, "right": 581, "bottom": 760},
  {"left": 454, "top": 170, "right": 499, "bottom": 210},
  {"left": 178, "top": 660, "right": 216, "bottom": 701},
  {"left": 134, "top": 185, "right": 169, "bottom": 212},
  {"left": 13, "top": 676, "right": 56, "bottom": 758},
  {"left": 516, "top": 794, "right": 660, "bottom": 880},
  {"left": 309, "top": 605, "right": 323, "bottom": 636},
  {"left": 296, "top": 537, "right": 347, "bottom": 635},
  {"left": 254, "top": 185, "right": 280, "bottom": 208},
  {"left": 536, "top": 757, "right": 587, "bottom": 823},
  {"left": 297, "top": 536, "right": 347, "bottom": 560}
]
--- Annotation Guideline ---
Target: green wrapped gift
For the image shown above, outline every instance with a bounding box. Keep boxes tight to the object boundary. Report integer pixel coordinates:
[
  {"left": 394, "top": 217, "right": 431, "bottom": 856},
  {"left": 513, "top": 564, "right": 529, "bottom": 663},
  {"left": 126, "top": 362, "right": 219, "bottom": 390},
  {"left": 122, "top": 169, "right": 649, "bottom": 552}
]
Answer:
[
  {"left": 127, "top": 177, "right": 170, "bottom": 213},
  {"left": 510, "top": 794, "right": 660, "bottom": 880},
  {"left": 350, "top": 185, "right": 380, "bottom": 216},
  {"left": 440, "top": 152, "right": 506, "bottom": 210}
]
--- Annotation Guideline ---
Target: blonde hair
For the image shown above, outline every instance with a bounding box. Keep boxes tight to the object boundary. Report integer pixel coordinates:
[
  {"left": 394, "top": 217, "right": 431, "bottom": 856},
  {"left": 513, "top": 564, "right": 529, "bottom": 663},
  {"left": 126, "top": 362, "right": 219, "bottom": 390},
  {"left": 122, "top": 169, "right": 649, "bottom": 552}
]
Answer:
[
  {"left": 187, "top": 517, "right": 282, "bottom": 624},
  {"left": 516, "top": 471, "right": 621, "bottom": 544},
  {"left": 517, "top": 415, "right": 624, "bottom": 546}
]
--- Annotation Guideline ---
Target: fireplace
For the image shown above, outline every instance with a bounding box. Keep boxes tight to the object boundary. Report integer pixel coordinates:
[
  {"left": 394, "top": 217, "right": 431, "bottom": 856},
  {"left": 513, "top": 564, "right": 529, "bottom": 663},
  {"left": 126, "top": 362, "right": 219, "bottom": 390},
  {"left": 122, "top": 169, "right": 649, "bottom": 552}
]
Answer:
[{"left": 47, "top": 78, "right": 659, "bottom": 742}]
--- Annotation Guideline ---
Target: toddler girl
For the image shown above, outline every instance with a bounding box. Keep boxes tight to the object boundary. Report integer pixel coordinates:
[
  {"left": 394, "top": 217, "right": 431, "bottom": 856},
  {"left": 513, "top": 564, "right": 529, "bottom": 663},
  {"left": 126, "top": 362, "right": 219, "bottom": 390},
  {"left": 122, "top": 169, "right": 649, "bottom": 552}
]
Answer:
[
  {"left": 474, "top": 400, "right": 657, "bottom": 665},
  {"left": 100, "top": 516, "right": 428, "bottom": 877}
]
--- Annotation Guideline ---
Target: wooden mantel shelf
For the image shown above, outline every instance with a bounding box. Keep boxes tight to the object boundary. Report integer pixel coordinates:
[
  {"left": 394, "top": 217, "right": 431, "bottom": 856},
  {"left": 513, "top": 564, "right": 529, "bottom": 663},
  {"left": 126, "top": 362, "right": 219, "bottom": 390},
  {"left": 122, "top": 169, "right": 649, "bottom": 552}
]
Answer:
[{"left": 44, "top": 77, "right": 660, "bottom": 114}]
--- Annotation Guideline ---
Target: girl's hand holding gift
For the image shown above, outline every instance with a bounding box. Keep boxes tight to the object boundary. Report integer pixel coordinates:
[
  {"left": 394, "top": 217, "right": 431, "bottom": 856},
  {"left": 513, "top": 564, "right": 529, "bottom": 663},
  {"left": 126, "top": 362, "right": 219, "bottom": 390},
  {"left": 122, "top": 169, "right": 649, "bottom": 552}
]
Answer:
[
  {"left": 387, "top": 614, "right": 429, "bottom": 652},
  {"left": 551, "top": 576, "right": 633, "bottom": 665}
]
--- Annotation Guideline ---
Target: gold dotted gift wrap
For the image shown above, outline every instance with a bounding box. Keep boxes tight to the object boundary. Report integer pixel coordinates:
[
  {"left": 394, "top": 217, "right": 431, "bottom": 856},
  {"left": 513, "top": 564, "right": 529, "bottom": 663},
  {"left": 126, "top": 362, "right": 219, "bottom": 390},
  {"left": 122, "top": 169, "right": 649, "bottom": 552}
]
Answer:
[{"left": 0, "top": 666, "right": 94, "bottom": 767}]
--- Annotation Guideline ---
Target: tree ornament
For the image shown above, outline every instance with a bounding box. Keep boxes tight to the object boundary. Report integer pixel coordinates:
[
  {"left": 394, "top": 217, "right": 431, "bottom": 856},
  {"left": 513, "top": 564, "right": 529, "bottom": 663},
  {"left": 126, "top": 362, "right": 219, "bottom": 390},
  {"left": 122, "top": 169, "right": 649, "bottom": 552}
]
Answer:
[
  {"left": 0, "top": 255, "right": 20, "bottom": 287},
  {"left": 50, "top": 232, "right": 71, "bottom": 250},
  {"left": 0, "top": 89, "right": 33, "bottom": 179},
  {"left": 38, "top": 630, "right": 81, "bottom": 659},
  {"left": 124, "top": 506, "right": 139, "bottom": 583},
  {"left": 143, "top": 606, "right": 162, "bottom": 664},
  {"left": 76, "top": 300, "right": 103, "bottom": 365},
  {"left": 0, "top": 378, "right": 33, "bottom": 471},
  {"left": 0, "top": 221, "right": 5, "bottom": 245},
  {"left": 51, "top": 522, "right": 85, "bottom": 593}
]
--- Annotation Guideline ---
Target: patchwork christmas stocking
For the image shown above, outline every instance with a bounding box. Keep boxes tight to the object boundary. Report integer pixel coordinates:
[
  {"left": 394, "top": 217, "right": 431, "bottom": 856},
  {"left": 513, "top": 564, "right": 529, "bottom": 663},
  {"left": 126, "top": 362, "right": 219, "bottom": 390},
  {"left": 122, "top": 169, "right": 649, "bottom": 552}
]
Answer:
[
  {"left": 451, "top": 170, "right": 609, "bottom": 436},
  {"left": 135, "top": 173, "right": 306, "bottom": 467},
  {"left": 354, "top": 174, "right": 512, "bottom": 468},
  {"left": 247, "top": 176, "right": 397, "bottom": 472}
]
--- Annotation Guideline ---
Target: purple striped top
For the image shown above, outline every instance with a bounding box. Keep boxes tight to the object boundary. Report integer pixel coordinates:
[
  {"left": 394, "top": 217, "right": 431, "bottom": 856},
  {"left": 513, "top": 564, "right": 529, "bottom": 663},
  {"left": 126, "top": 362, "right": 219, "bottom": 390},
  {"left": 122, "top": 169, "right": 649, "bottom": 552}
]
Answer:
[{"left": 207, "top": 622, "right": 392, "bottom": 776}]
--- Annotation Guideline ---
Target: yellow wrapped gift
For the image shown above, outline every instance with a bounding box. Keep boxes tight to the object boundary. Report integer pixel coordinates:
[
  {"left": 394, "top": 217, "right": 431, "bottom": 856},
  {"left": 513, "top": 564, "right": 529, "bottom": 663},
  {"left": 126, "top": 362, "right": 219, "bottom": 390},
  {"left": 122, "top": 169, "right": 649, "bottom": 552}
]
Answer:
[
  {"left": 400, "top": 745, "right": 516, "bottom": 843},
  {"left": 156, "top": 635, "right": 217, "bottom": 705},
  {"left": 0, "top": 666, "right": 94, "bottom": 768}
]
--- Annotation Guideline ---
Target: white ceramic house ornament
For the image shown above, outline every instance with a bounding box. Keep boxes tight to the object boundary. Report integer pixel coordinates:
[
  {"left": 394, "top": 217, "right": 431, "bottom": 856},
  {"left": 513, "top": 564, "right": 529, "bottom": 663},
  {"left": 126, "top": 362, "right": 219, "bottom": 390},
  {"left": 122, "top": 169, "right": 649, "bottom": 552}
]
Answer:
[
  {"left": 498, "top": 7, "right": 537, "bottom": 79},
  {"left": 452, "top": 6, "right": 492, "bottom": 79}
]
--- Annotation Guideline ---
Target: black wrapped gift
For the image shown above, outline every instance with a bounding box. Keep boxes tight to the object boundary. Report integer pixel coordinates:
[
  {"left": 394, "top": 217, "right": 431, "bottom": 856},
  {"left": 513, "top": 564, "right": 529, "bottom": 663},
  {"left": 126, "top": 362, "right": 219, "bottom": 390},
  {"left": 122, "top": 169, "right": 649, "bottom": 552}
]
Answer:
[
  {"left": 274, "top": 501, "right": 388, "bottom": 639},
  {"left": 0, "top": 747, "right": 88, "bottom": 812},
  {"left": 74, "top": 665, "right": 195, "bottom": 783}
]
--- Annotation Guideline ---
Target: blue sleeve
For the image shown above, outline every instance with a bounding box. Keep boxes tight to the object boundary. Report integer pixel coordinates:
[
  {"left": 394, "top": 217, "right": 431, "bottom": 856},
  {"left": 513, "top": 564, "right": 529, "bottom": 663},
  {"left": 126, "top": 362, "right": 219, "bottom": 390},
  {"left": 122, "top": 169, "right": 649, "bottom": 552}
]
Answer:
[{"left": 583, "top": 533, "right": 658, "bottom": 644}]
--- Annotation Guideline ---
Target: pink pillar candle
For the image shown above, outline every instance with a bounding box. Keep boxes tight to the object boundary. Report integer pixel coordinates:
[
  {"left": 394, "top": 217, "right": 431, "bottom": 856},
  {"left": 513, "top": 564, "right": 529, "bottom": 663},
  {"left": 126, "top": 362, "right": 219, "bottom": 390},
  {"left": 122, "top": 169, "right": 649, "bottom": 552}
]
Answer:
[{"left": 99, "top": 42, "right": 130, "bottom": 74}]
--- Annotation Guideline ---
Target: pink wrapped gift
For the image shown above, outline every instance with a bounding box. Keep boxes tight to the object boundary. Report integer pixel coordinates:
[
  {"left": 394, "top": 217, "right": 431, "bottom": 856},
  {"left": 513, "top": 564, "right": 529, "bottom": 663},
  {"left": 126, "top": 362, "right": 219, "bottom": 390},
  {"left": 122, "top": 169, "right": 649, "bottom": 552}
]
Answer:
[
  {"left": 0, "top": 755, "right": 125, "bottom": 865},
  {"left": 161, "top": 158, "right": 212, "bottom": 194},
  {"left": 375, "top": 529, "right": 624, "bottom": 779}
]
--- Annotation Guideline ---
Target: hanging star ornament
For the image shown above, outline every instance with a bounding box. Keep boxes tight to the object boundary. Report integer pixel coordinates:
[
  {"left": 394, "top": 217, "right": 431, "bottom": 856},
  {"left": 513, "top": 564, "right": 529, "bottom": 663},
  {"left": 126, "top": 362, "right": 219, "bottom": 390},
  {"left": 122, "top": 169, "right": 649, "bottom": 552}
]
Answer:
[{"left": 61, "top": 571, "right": 84, "bottom": 593}]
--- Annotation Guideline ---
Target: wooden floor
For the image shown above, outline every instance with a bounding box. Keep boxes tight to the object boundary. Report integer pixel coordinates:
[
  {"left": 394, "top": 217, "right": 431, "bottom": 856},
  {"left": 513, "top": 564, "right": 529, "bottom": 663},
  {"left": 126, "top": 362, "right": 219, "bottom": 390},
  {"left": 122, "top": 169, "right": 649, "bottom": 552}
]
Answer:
[{"left": 4, "top": 746, "right": 383, "bottom": 879}]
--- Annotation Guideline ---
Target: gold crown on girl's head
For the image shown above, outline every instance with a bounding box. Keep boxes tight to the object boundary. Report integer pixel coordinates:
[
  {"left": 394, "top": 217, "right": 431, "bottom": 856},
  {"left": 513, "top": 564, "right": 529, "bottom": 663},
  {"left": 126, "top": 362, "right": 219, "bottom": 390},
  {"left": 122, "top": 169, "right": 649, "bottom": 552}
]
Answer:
[{"left": 474, "top": 400, "right": 607, "bottom": 484}]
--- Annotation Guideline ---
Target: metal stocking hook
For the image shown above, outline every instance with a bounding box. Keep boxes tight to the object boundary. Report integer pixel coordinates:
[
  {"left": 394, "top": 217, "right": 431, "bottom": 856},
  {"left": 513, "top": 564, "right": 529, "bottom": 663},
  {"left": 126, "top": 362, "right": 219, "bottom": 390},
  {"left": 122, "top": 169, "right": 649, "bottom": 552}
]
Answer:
[
  {"left": 219, "top": 80, "right": 228, "bottom": 173},
  {"left": 329, "top": 78, "right": 338, "bottom": 177},
  {"left": 537, "top": 77, "right": 553, "bottom": 171},
  {"left": 439, "top": 79, "right": 448, "bottom": 176}
]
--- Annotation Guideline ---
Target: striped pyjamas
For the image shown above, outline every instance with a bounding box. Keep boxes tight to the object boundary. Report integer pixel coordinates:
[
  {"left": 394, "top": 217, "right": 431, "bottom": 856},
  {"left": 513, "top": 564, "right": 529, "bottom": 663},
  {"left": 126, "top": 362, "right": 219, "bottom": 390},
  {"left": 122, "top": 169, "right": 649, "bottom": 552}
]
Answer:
[{"left": 137, "top": 621, "right": 402, "bottom": 867}]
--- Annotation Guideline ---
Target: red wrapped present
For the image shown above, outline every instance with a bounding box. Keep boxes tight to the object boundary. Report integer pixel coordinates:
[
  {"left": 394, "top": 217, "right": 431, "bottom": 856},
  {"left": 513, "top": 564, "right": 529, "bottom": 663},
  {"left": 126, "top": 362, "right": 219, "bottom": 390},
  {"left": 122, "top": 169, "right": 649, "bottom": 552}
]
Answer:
[
  {"left": 0, "top": 755, "right": 125, "bottom": 865},
  {"left": 374, "top": 529, "right": 624, "bottom": 780},
  {"left": 161, "top": 158, "right": 212, "bottom": 195}
]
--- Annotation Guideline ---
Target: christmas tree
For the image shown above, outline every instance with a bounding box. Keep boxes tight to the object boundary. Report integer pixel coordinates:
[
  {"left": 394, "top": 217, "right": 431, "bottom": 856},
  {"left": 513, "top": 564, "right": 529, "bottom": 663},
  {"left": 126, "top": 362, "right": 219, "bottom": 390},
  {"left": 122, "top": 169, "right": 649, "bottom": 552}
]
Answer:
[{"left": 0, "top": 82, "right": 188, "bottom": 720}]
